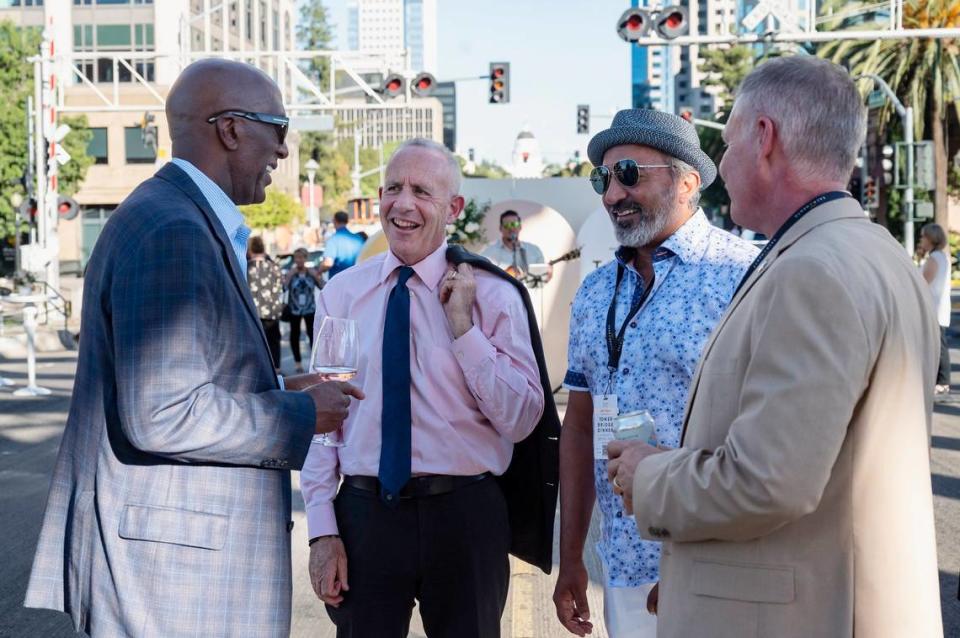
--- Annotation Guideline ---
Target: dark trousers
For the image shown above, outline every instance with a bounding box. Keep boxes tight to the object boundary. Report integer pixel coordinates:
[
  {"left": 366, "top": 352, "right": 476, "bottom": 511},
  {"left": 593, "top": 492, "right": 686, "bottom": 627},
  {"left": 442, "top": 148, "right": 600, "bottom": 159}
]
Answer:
[
  {"left": 289, "top": 312, "right": 315, "bottom": 363},
  {"left": 939, "top": 326, "right": 951, "bottom": 386},
  {"left": 326, "top": 476, "right": 511, "bottom": 638},
  {"left": 261, "top": 318, "right": 281, "bottom": 369}
]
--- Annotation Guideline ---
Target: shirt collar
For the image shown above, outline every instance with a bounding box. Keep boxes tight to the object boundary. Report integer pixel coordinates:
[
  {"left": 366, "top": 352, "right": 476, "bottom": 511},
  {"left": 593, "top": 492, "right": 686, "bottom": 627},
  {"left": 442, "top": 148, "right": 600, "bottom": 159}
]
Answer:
[
  {"left": 615, "top": 208, "right": 713, "bottom": 269},
  {"left": 170, "top": 158, "right": 245, "bottom": 239},
  {"left": 379, "top": 241, "right": 449, "bottom": 291}
]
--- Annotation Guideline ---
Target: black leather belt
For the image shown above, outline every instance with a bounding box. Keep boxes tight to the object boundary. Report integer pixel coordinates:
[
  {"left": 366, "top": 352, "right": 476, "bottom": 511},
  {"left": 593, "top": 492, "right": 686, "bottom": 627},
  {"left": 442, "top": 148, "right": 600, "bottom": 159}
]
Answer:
[{"left": 343, "top": 473, "right": 490, "bottom": 499}]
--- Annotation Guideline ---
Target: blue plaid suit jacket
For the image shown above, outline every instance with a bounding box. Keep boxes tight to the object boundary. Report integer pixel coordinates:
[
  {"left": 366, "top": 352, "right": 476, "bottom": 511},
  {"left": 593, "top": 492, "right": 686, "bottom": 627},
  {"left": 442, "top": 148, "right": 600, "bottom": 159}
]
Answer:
[{"left": 24, "top": 163, "right": 316, "bottom": 636}]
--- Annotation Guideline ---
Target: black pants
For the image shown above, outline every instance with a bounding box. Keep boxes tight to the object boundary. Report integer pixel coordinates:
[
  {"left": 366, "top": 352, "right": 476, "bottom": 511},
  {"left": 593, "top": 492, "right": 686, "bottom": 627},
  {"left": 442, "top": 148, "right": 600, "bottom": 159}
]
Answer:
[
  {"left": 289, "top": 312, "right": 315, "bottom": 363},
  {"left": 261, "top": 318, "right": 281, "bottom": 369},
  {"left": 326, "top": 476, "right": 511, "bottom": 638},
  {"left": 938, "top": 326, "right": 951, "bottom": 386}
]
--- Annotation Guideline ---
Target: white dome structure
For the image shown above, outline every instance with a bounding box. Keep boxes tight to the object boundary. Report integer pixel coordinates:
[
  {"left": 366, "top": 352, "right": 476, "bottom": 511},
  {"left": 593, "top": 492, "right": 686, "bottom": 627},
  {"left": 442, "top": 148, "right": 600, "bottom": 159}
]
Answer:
[{"left": 508, "top": 129, "right": 545, "bottom": 179}]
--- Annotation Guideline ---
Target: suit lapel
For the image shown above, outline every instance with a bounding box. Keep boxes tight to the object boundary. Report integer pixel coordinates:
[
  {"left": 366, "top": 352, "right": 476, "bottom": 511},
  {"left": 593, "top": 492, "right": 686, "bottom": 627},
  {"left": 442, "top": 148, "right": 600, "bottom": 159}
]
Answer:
[
  {"left": 155, "top": 164, "right": 275, "bottom": 374},
  {"left": 681, "top": 198, "right": 868, "bottom": 440}
]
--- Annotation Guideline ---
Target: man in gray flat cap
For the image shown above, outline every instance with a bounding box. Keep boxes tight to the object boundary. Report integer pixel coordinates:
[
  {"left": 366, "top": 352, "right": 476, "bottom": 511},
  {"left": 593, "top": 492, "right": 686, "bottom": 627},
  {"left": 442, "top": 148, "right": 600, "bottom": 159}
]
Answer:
[{"left": 552, "top": 109, "right": 757, "bottom": 637}]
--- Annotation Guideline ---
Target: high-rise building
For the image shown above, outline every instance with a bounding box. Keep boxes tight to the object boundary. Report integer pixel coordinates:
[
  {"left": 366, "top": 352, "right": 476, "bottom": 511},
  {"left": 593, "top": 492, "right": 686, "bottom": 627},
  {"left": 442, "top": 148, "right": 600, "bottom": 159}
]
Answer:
[
  {"left": 346, "top": 0, "right": 436, "bottom": 73},
  {"left": 433, "top": 80, "right": 456, "bottom": 152},
  {"left": 0, "top": 0, "right": 299, "bottom": 271}
]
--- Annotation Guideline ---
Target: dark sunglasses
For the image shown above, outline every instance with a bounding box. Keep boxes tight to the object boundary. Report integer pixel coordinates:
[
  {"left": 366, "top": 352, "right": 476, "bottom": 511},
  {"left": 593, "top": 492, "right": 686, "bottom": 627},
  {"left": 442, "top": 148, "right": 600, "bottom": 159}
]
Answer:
[
  {"left": 206, "top": 110, "right": 289, "bottom": 145},
  {"left": 589, "top": 158, "right": 671, "bottom": 195}
]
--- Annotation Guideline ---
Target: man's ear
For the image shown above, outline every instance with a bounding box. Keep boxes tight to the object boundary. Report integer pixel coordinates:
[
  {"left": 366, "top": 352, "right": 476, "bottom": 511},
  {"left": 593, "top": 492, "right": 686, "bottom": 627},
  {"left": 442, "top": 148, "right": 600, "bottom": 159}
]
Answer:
[
  {"left": 678, "top": 170, "right": 701, "bottom": 210},
  {"left": 214, "top": 117, "right": 241, "bottom": 151},
  {"left": 448, "top": 195, "right": 465, "bottom": 222},
  {"left": 756, "top": 115, "right": 776, "bottom": 160}
]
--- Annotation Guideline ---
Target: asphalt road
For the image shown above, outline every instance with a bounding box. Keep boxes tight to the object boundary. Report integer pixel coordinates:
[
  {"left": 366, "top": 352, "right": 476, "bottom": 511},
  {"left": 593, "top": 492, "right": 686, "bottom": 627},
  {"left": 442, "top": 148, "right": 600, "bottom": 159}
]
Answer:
[{"left": 1, "top": 328, "right": 958, "bottom": 637}]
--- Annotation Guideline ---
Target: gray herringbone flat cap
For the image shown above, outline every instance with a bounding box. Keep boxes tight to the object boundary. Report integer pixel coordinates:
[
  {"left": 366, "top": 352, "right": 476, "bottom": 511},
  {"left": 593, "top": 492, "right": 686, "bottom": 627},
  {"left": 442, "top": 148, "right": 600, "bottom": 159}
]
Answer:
[{"left": 587, "top": 109, "right": 716, "bottom": 189}]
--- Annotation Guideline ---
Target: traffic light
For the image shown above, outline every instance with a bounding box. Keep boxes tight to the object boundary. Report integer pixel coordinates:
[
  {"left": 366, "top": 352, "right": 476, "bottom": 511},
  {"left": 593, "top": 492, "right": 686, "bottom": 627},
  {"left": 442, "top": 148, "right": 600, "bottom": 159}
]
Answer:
[
  {"left": 141, "top": 112, "right": 158, "bottom": 152},
  {"left": 864, "top": 176, "right": 879, "bottom": 210},
  {"left": 576, "top": 105, "right": 590, "bottom": 134},
  {"left": 655, "top": 5, "right": 689, "bottom": 39},
  {"left": 57, "top": 196, "right": 79, "bottom": 221},
  {"left": 489, "top": 62, "right": 510, "bottom": 104},
  {"left": 411, "top": 72, "right": 436, "bottom": 97},
  {"left": 18, "top": 197, "right": 38, "bottom": 225},
  {"left": 381, "top": 73, "right": 404, "bottom": 98},
  {"left": 679, "top": 108, "right": 693, "bottom": 123},
  {"left": 616, "top": 8, "right": 651, "bottom": 42}
]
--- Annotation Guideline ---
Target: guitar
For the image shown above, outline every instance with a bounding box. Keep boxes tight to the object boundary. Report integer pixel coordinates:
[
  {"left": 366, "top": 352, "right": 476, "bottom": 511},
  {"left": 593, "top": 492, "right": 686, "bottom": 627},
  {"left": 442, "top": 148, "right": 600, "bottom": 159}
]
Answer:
[{"left": 505, "top": 247, "right": 582, "bottom": 280}]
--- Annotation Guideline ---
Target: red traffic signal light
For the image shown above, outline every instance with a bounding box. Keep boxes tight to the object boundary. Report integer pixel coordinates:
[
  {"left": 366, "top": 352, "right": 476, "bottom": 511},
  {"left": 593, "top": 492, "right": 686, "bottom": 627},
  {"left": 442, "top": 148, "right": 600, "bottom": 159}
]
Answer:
[
  {"left": 382, "top": 73, "right": 404, "bottom": 98},
  {"left": 655, "top": 5, "right": 689, "bottom": 39},
  {"left": 412, "top": 72, "right": 436, "bottom": 97},
  {"left": 616, "top": 8, "right": 651, "bottom": 42},
  {"left": 489, "top": 62, "right": 510, "bottom": 104},
  {"left": 58, "top": 196, "right": 80, "bottom": 221}
]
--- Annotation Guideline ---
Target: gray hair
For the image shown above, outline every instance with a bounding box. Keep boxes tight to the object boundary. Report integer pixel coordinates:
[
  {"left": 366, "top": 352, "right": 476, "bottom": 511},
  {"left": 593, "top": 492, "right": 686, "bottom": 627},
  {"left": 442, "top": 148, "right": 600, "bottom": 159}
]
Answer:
[
  {"left": 735, "top": 56, "right": 866, "bottom": 183},
  {"left": 921, "top": 223, "right": 948, "bottom": 251},
  {"left": 670, "top": 157, "right": 702, "bottom": 211},
  {"left": 393, "top": 137, "right": 462, "bottom": 197}
]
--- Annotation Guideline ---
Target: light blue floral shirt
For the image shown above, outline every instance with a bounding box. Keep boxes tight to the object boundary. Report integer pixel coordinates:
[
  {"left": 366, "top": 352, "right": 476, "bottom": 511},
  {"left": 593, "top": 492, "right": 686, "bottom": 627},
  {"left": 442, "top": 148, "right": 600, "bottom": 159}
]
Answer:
[{"left": 563, "top": 210, "right": 758, "bottom": 587}]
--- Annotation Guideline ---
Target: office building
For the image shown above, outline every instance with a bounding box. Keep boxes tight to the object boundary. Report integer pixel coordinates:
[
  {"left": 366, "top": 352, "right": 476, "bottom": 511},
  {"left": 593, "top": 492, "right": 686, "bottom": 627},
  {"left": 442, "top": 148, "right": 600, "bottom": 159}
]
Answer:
[{"left": 346, "top": 0, "right": 436, "bottom": 73}]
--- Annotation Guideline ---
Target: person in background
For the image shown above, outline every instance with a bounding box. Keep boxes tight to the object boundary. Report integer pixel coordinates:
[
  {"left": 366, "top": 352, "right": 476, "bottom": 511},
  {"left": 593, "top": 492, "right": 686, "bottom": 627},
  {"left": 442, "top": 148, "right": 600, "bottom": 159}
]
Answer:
[
  {"left": 319, "top": 210, "right": 365, "bottom": 279},
  {"left": 482, "top": 210, "right": 552, "bottom": 282},
  {"left": 248, "top": 235, "right": 284, "bottom": 372},
  {"left": 284, "top": 247, "right": 324, "bottom": 373},
  {"left": 918, "top": 222, "right": 953, "bottom": 394}
]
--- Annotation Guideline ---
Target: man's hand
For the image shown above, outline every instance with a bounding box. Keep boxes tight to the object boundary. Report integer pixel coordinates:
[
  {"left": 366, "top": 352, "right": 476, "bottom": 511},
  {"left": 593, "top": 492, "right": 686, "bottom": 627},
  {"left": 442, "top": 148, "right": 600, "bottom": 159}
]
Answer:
[
  {"left": 647, "top": 581, "right": 659, "bottom": 615},
  {"left": 439, "top": 263, "right": 476, "bottom": 338},
  {"left": 309, "top": 536, "right": 349, "bottom": 607},
  {"left": 552, "top": 560, "right": 593, "bottom": 636},
  {"left": 283, "top": 373, "right": 326, "bottom": 392},
  {"left": 606, "top": 440, "right": 666, "bottom": 515},
  {"left": 303, "top": 382, "right": 365, "bottom": 434}
]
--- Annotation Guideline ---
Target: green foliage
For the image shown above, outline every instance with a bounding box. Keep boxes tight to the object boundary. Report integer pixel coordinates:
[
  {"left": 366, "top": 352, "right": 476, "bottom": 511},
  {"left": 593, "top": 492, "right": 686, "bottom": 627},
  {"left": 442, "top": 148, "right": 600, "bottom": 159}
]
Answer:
[
  {"left": 466, "top": 160, "right": 509, "bottom": 179},
  {"left": 296, "top": 0, "right": 334, "bottom": 93},
  {"left": 240, "top": 187, "right": 305, "bottom": 230},
  {"left": 0, "top": 20, "right": 41, "bottom": 238},
  {"left": 545, "top": 161, "right": 593, "bottom": 178},
  {"left": 300, "top": 131, "right": 352, "bottom": 216},
  {"left": 447, "top": 198, "right": 488, "bottom": 245},
  {"left": 699, "top": 45, "right": 755, "bottom": 115},
  {"left": 58, "top": 115, "right": 95, "bottom": 198}
]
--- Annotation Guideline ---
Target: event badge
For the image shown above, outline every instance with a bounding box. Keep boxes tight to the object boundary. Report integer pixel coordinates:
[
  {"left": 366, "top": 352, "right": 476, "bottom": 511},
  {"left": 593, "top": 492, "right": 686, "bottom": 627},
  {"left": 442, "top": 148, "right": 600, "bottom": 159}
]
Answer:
[{"left": 593, "top": 394, "right": 618, "bottom": 460}]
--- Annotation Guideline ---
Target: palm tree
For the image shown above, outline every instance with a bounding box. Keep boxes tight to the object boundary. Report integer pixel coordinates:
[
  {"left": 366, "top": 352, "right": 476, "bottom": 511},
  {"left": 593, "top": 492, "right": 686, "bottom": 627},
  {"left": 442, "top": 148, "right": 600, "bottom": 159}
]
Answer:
[{"left": 818, "top": 0, "right": 960, "bottom": 230}]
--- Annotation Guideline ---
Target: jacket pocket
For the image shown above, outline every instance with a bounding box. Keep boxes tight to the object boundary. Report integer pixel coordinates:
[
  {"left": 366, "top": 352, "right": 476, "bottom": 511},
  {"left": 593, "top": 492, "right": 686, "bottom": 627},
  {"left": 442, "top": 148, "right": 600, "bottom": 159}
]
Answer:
[
  {"left": 691, "top": 559, "right": 795, "bottom": 604},
  {"left": 118, "top": 504, "right": 228, "bottom": 550}
]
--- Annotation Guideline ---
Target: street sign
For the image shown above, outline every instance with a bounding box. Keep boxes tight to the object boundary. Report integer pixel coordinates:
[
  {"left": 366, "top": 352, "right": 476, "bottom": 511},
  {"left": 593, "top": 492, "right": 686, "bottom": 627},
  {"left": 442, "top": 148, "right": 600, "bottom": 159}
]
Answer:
[
  {"left": 54, "top": 143, "right": 71, "bottom": 166},
  {"left": 868, "top": 90, "right": 886, "bottom": 109},
  {"left": 289, "top": 115, "right": 335, "bottom": 132},
  {"left": 742, "top": 0, "right": 798, "bottom": 32},
  {"left": 52, "top": 123, "right": 71, "bottom": 143},
  {"left": 915, "top": 201, "right": 934, "bottom": 220},
  {"left": 894, "top": 141, "right": 936, "bottom": 191}
]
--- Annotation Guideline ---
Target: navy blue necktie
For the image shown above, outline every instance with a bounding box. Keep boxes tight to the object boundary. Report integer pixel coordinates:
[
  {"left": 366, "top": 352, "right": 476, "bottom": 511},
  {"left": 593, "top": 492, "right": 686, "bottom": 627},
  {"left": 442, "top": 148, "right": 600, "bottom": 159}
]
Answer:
[{"left": 379, "top": 265, "right": 415, "bottom": 505}]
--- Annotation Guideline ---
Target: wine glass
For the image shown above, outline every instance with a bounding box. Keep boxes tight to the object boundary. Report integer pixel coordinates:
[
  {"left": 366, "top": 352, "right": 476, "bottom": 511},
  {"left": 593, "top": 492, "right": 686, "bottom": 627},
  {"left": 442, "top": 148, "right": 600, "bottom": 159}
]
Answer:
[{"left": 310, "top": 316, "right": 359, "bottom": 447}]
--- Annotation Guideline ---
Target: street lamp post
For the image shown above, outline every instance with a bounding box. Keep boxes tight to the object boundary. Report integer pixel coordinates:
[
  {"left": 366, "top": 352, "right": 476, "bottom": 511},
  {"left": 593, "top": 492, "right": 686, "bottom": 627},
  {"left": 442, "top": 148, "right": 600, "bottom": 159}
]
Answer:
[
  {"left": 305, "top": 158, "right": 319, "bottom": 230},
  {"left": 855, "top": 73, "right": 914, "bottom": 254}
]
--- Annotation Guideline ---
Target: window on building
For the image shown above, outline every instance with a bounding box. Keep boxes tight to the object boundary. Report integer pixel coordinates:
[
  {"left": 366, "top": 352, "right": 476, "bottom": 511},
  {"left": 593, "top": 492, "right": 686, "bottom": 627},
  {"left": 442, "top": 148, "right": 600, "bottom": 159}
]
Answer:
[
  {"left": 260, "top": 2, "right": 267, "bottom": 46},
  {"left": 14, "top": 0, "right": 45, "bottom": 6},
  {"left": 81, "top": 205, "right": 114, "bottom": 267},
  {"left": 273, "top": 10, "right": 279, "bottom": 49},
  {"left": 125, "top": 126, "right": 156, "bottom": 163},
  {"left": 245, "top": 0, "right": 253, "bottom": 40},
  {"left": 87, "top": 128, "right": 108, "bottom": 164}
]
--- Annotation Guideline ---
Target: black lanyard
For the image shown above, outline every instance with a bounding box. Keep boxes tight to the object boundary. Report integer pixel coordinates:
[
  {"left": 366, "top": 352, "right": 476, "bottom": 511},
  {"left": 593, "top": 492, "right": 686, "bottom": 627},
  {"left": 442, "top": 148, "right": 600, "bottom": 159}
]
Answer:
[
  {"left": 732, "top": 191, "right": 850, "bottom": 297},
  {"left": 606, "top": 263, "right": 654, "bottom": 372}
]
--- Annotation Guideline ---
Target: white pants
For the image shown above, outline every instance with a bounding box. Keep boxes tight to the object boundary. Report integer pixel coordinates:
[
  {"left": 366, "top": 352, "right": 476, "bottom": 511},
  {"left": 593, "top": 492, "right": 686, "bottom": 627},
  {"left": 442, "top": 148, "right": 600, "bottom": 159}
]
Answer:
[{"left": 603, "top": 581, "right": 658, "bottom": 638}]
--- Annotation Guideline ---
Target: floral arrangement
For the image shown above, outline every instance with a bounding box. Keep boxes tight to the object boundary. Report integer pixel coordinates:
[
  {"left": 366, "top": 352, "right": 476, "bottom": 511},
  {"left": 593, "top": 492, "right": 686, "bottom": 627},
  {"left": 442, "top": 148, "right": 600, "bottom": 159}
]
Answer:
[{"left": 446, "top": 198, "right": 489, "bottom": 246}]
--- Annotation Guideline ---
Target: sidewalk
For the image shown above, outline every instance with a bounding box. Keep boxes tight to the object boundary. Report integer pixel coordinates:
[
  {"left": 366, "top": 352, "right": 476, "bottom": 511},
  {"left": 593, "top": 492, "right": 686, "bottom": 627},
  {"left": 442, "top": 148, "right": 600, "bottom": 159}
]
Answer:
[{"left": 1, "top": 336, "right": 958, "bottom": 636}]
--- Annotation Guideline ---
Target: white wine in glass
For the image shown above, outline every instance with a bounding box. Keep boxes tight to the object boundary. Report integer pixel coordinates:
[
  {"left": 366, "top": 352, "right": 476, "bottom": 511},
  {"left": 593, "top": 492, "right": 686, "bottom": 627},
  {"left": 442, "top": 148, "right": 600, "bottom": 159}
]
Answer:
[{"left": 310, "top": 316, "right": 359, "bottom": 447}]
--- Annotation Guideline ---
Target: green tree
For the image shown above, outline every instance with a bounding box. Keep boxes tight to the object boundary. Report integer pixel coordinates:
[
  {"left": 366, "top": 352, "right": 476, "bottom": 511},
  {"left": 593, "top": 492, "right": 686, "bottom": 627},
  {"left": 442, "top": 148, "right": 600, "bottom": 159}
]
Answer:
[
  {"left": 699, "top": 45, "right": 755, "bottom": 115},
  {"left": 296, "top": 0, "right": 334, "bottom": 93},
  {"left": 240, "top": 187, "right": 305, "bottom": 230},
  {"left": 818, "top": 0, "right": 960, "bottom": 229},
  {"left": 58, "top": 115, "right": 95, "bottom": 198},
  {"left": 0, "top": 21, "right": 41, "bottom": 237},
  {"left": 301, "top": 131, "right": 353, "bottom": 215}
]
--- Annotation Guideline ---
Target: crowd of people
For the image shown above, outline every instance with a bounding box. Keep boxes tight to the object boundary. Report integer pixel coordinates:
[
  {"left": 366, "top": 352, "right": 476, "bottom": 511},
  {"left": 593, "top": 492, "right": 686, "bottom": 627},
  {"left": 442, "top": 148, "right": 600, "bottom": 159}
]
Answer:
[{"left": 21, "top": 54, "right": 946, "bottom": 638}]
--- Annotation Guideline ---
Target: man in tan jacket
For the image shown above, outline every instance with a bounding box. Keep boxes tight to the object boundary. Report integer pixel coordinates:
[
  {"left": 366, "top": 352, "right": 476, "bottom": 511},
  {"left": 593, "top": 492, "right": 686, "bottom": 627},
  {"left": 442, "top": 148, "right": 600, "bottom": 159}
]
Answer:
[{"left": 607, "top": 56, "right": 943, "bottom": 638}]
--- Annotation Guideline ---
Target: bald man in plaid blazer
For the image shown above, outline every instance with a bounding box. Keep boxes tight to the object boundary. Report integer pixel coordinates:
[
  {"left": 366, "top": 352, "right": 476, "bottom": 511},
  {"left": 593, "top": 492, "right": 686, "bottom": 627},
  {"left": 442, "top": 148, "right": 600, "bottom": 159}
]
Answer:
[{"left": 23, "top": 60, "right": 358, "bottom": 636}]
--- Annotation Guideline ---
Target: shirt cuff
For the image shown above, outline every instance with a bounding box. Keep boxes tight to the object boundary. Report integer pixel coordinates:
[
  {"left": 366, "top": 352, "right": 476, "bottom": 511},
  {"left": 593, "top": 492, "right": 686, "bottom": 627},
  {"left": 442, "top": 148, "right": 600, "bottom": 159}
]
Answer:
[
  {"left": 450, "top": 325, "right": 495, "bottom": 371},
  {"left": 306, "top": 502, "right": 339, "bottom": 538},
  {"left": 563, "top": 370, "right": 589, "bottom": 392},
  {"left": 277, "top": 375, "right": 285, "bottom": 391}
]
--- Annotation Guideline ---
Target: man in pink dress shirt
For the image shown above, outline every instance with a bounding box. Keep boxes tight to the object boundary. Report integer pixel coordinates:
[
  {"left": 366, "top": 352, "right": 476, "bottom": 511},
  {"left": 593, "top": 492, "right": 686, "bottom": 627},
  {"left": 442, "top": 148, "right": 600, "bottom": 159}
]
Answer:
[{"left": 301, "top": 138, "right": 545, "bottom": 637}]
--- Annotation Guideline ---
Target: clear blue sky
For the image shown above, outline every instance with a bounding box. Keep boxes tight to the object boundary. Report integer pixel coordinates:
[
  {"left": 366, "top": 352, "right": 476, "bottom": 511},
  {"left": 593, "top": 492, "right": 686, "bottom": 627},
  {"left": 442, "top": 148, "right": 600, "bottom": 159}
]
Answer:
[{"left": 319, "top": 0, "right": 633, "bottom": 167}]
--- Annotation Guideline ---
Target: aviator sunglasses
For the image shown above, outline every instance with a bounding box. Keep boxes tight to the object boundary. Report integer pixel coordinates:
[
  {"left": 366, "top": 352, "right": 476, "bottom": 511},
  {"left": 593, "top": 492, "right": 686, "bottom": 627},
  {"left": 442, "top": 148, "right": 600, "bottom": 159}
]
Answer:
[
  {"left": 206, "top": 110, "right": 290, "bottom": 145},
  {"left": 589, "top": 158, "right": 671, "bottom": 195}
]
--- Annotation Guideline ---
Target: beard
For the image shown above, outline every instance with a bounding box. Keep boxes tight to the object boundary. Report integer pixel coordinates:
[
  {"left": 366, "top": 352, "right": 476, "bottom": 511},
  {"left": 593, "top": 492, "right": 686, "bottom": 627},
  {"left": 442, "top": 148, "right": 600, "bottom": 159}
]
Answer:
[{"left": 609, "top": 187, "right": 676, "bottom": 248}]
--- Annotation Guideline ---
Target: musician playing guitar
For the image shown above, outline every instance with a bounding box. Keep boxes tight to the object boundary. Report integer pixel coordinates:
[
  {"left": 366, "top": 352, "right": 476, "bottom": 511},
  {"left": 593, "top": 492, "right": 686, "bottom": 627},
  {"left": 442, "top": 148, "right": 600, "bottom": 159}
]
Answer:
[{"left": 482, "top": 210, "right": 552, "bottom": 282}]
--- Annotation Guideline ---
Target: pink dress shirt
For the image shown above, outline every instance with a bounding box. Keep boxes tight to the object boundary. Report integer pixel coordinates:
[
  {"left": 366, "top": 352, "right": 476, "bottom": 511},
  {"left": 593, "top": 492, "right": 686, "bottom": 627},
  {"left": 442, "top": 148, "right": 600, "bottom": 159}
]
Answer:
[{"left": 301, "top": 242, "right": 544, "bottom": 537}]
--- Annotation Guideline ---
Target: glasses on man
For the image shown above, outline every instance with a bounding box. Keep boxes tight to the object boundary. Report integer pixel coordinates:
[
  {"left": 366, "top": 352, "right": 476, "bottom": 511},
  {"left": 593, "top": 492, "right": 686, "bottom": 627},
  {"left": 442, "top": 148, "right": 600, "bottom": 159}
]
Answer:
[
  {"left": 589, "top": 158, "right": 671, "bottom": 195},
  {"left": 502, "top": 220, "right": 522, "bottom": 230},
  {"left": 206, "top": 110, "right": 289, "bottom": 145}
]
